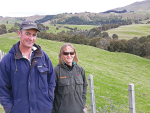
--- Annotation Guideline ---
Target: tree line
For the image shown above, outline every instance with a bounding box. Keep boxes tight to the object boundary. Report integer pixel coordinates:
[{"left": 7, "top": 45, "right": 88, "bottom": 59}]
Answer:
[
  {"left": 37, "top": 26, "right": 150, "bottom": 58},
  {"left": 0, "top": 23, "right": 149, "bottom": 58}
]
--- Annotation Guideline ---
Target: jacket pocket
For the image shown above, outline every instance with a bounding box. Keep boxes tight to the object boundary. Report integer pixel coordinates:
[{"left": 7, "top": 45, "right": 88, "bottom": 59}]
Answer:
[
  {"left": 75, "top": 77, "right": 83, "bottom": 93},
  {"left": 58, "top": 78, "right": 70, "bottom": 94},
  {"left": 38, "top": 67, "right": 49, "bottom": 94}
]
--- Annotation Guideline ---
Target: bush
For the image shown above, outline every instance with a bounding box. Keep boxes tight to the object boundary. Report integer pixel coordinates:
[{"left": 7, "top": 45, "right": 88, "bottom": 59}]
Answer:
[
  {"left": 89, "top": 37, "right": 101, "bottom": 47},
  {"left": 108, "top": 39, "right": 128, "bottom": 52},
  {"left": 87, "top": 27, "right": 101, "bottom": 39},
  {"left": 112, "top": 34, "right": 118, "bottom": 39},
  {"left": 0, "top": 28, "right": 7, "bottom": 34},
  {"left": 0, "top": 24, "right": 6, "bottom": 29},
  {"left": 102, "top": 32, "right": 109, "bottom": 38},
  {"left": 69, "top": 34, "right": 88, "bottom": 45},
  {"left": 8, "top": 27, "right": 18, "bottom": 33},
  {"left": 127, "top": 38, "right": 143, "bottom": 56},
  {"left": 98, "top": 38, "right": 109, "bottom": 50},
  {"left": 138, "top": 36, "right": 147, "bottom": 43}
]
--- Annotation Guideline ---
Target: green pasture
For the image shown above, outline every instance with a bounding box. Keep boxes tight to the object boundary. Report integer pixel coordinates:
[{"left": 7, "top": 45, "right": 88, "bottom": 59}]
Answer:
[
  {"left": 46, "top": 24, "right": 97, "bottom": 34},
  {"left": 60, "top": 24, "right": 98, "bottom": 30},
  {"left": 107, "top": 24, "right": 150, "bottom": 40},
  {"left": 0, "top": 36, "right": 150, "bottom": 112}
]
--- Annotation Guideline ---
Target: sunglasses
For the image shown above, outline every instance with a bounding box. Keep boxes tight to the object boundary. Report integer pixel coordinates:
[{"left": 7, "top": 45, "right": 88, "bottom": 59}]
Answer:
[{"left": 63, "top": 51, "right": 75, "bottom": 55}]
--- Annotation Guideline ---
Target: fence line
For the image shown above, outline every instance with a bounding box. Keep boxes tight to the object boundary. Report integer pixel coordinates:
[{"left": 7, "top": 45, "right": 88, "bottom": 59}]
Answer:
[
  {"left": 88, "top": 74, "right": 148, "bottom": 113},
  {"left": 94, "top": 79, "right": 150, "bottom": 97}
]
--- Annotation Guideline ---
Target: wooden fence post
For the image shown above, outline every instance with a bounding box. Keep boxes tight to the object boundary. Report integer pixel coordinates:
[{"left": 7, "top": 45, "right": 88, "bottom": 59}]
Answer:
[
  {"left": 128, "top": 84, "right": 135, "bottom": 113},
  {"left": 88, "top": 74, "right": 96, "bottom": 113}
]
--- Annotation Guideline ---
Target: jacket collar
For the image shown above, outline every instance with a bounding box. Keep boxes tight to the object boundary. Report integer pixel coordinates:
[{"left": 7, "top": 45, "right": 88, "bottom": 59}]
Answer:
[
  {"left": 59, "top": 63, "right": 76, "bottom": 71},
  {"left": 13, "top": 41, "right": 43, "bottom": 59}
]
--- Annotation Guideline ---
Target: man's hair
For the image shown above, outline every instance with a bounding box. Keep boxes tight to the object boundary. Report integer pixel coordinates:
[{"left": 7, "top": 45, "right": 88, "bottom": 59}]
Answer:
[{"left": 59, "top": 43, "right": 78, "bottom": 64}]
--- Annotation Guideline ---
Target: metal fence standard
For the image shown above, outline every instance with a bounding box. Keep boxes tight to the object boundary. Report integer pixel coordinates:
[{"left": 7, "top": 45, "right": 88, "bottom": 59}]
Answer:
[{"left": 88, "top": 74, "right": 136, "bottom": 113}]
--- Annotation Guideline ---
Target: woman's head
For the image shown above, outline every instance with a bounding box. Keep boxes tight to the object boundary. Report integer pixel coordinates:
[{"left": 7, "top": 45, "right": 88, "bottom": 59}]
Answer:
[{"left": 59, "top": 43, "right": 78, "bottom": 66}]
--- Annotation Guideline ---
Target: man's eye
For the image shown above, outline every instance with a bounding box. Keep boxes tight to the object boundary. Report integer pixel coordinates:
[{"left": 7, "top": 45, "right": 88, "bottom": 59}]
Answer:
[{"left": 26, "top": 33, "right": 29, "bottom": 35}]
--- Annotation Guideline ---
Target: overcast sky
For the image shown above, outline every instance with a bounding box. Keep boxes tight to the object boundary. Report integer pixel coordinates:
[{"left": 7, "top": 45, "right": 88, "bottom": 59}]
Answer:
[{"left": 0, "top": 0, "right": 145, "bottom": 17}]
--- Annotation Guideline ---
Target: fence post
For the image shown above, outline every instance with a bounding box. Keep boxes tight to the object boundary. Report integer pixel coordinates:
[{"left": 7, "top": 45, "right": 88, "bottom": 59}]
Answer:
[
  {"left": 88, "top": 74, "right": 96, "bottom": 113},
  {"left": 128, "top": 84, "right": 135, "bottom": 113},
  {"left": 0, "top": 50, "right": 2, "bottom": 61}
]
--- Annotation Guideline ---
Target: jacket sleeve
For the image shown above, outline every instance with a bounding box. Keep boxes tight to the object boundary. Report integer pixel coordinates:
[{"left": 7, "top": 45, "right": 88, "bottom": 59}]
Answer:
[
  {"left": 44, "top": 52, "right": 56, "bottom": 103},
  {"left": 0, "top": 58, "right": 13, "bottom": 113},
  {"left": 81, "top": 67, "right": 88, "bottom": 107}
]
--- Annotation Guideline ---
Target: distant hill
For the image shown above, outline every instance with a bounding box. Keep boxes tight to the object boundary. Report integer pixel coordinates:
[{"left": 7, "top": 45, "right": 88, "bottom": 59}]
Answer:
[
  {"left": 113, "top": 0, "right": 150, "bottom": 13},
  {"left": 1, "top": 0, "right": 150, "bottom": 25}
]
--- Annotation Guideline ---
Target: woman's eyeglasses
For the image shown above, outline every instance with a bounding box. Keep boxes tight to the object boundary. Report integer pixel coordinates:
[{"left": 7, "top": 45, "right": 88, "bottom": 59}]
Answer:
[{"left": 63, "top": 51, "right": 75, "bottom": 55}]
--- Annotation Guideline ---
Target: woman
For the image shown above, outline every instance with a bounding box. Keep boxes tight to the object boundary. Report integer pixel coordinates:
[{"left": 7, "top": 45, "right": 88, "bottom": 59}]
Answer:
[{"left": 52, "top": 43, "right": 88, "bottom": 113}]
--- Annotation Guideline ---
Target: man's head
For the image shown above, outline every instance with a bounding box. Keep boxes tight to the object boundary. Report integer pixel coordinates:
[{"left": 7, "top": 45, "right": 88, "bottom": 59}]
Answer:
[
  {"left": 19, "top": 20, "right": 40, "bottom": 32},
  {"left": 18, "top": 20, "right": 40, "bottom": 50}
]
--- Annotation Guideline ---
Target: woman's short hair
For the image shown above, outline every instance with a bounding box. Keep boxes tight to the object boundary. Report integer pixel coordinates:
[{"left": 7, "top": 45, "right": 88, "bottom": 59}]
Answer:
[{"left": 59, "top": 43, "right": 78, "bottom": 64}]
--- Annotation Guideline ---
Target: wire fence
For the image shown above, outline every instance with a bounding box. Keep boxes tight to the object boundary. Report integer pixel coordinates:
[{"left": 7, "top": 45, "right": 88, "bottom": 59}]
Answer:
[{"left": 88, "top": 74, "right": 150, "bottom": 113}]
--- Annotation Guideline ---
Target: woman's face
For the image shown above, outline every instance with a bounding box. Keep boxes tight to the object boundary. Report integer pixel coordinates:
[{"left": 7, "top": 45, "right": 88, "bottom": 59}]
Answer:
[{"left": 63, "top": 46, "right": 75, "bottom": 66}]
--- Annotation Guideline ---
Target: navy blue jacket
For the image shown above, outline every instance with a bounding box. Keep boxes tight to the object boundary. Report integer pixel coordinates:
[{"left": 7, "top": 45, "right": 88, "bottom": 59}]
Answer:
[{"left": 0, "top": 41, "right": 56, "bottom": 113}]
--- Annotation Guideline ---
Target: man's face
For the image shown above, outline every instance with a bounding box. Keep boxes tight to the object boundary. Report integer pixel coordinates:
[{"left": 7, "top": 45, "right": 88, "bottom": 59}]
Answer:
[{"left": 18, "top": 29, "right": 37, "bottom": 49}]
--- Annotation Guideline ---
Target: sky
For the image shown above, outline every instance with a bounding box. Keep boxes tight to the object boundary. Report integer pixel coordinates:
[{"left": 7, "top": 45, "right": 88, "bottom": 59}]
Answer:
[{"left": 0, "top": 0, "right": 145, "bottom": 17}]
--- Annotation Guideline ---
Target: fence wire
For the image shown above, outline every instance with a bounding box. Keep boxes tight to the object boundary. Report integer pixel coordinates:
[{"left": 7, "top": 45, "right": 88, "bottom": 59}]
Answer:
[{"left": 87, "top": 77, "right": 150, "bottom": 113}]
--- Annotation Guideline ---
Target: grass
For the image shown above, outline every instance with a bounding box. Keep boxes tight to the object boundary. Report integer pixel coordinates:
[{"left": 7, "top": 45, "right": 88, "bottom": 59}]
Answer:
[
  {"left": 107, "top": 24, "right": 150, "bottom": 40},
  {"left": 0, "top": 32, "right": 18, "bottom": 38},
  {"left": 59, "top": 24, "right": 98, "bottom": 30},
  {"left": 45, "top": 24, "right": 97, "bottom": 34},
  {"left": 0, "top": 36, "right": 150, "bottom": 113}
]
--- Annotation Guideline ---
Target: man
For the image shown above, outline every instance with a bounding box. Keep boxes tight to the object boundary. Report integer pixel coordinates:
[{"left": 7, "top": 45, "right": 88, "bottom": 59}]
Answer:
[{"left": 0, "top": 20, "right": 56, "bottom": 113}]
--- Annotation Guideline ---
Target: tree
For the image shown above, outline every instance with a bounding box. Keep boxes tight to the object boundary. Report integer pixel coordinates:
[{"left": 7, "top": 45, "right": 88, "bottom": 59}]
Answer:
[
  {"left": 98, "top": 38, "right": 109, "bottom": 50},
  {"left": 102, "top": 32, "right": 109, "bottom": 38},
  {"left": 138, "top": 36, "right": 147, "bottom": 43},
  {"left": 127, "top": 38, "right": 142, "bottom": 56},
  {"left": 112, "top": 34, "right": 118, "bottom": 39},
  {"left": 0, "top": 24, "right": 6, "bottom": 29},
  {"left": 8, "top": 27, "right": 18, "bottom": 33},
  {"left": 56, "top": 27, "right": 59, "bottom": 30},
  {"left": 87, "top": 27, "right": 101, "bottom": 39},
  {"left": 89, "top": 37, "right": 101, "bottom": 47},
  {"left": 0, "top": 24, "right": 7, "bottom": 34},
  {"left": 69, "top": 34, "right": 88, "bottom": 45}
]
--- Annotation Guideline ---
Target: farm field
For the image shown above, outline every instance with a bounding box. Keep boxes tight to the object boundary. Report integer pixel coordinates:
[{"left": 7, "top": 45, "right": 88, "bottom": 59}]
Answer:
[
  {"left": 107, "top": 24, "right": 150, "bottom": 40},
  {"left": 0, "top": 36, "right": 150, "bottom": 112}
]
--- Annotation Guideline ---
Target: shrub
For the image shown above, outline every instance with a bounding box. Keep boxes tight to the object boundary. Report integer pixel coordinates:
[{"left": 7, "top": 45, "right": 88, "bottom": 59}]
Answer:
[
  {"left": 102, "top": 32, "right": 109, "bottom": 38},
  {"left": 8, "top": 27, "right": 18, "bottom": 33},
  {"left": 89, "top": 37, "right": 101, "bottom": 47},
  {"left": 112, "top": 34, "right": 118, "bottom": 39},
  {"left": 108, "top": 39, "right": 127, "bottom": 52}
]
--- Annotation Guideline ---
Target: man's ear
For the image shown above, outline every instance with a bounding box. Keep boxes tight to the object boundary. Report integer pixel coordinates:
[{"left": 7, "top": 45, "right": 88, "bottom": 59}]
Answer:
[{"left": 18, "top": 30, "right": 21, "bottom": 38}]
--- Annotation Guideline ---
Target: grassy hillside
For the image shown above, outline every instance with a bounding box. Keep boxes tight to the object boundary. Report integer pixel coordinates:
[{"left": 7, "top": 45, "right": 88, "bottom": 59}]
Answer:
[
  {"left": 0, "top": 36, "right": 150, "bottom": 112},
  {"left": 45, "top": 24, "right": 97, "bottom": 34},
  {"left": 107, "top": 24, "right": 150, "bottom": 40}
]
